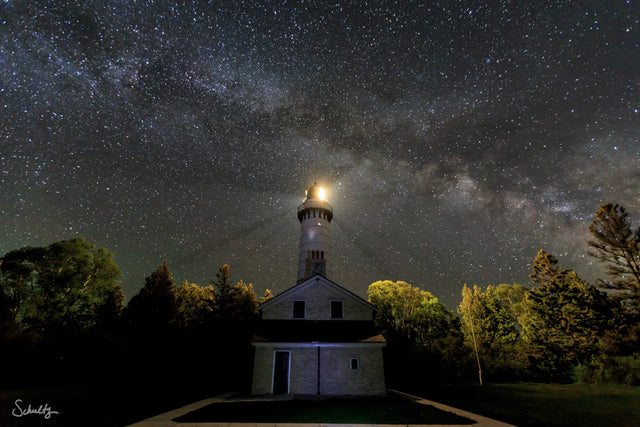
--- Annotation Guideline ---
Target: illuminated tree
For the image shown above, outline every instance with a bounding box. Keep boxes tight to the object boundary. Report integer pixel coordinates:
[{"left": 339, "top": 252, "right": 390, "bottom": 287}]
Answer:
[
  {"left": 520, "top": 250, "right": 611, "bottom": 381},
  {"left": 0, "top": 238, "right": 124, "bottom": 338},
  {"left": 494, "top": 283, "right": 527, "bottom": 319},
  {"left": 458, "top": 284, "right": 525, "bottom": 383},
  {"left": 174, "top": 281, "right": 216, "bottom": 330},
  {"left": 259, "top": 288, "right": 274, "bottom": 304},
  {"left": 368, "top": 280, "right": 456, "bottom": 345},
  {"left": 368, "top": 280, "right": 462, "bottom": 385},
  {"left": 588, "top": 203, "right": 640, "bottom": 311}
]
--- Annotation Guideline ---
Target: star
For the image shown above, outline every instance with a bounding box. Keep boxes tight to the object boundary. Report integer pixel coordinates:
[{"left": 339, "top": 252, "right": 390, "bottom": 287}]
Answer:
[{"left": 1, "top": 0, "right": 639, "bottom": 307}]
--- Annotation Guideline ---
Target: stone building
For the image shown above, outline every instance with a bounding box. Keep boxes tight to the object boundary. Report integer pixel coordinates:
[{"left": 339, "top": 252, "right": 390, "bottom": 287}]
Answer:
[{"left": 250, "top": 182, "right": 386, "bottom": 395}]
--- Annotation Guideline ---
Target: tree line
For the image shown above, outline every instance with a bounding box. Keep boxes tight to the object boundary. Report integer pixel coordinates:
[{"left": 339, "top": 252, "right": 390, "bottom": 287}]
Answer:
[
  {"left": 369, "top": 203, "right": 640, "bottom": 387},
  {"left": 0, "top": 239, "right": 271, "bottom": 390},
  {"left": 0, "top": 202, "right": 638, "bottom": 389}
]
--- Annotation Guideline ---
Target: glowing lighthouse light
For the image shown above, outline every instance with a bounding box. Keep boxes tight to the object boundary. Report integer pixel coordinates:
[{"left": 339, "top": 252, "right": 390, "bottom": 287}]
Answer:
[{"left": 318, "top": 187, "right": 326, "bottom": 201}]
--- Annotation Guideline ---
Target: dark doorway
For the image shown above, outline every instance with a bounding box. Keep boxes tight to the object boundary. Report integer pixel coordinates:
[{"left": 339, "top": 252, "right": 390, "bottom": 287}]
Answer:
[{"left": 273, "top": 351, "right": 290, "bottom": 394}]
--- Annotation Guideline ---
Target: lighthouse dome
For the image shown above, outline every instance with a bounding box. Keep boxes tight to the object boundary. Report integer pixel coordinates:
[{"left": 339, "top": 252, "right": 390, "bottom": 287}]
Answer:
[{"left": 305, "top": 181, "right": 326, "bottom": 201}]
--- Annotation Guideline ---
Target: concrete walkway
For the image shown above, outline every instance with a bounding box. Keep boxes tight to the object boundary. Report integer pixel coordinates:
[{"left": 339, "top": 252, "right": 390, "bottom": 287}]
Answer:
[{"left": 128, "top": 390, "right": 513, "bottom": 427}]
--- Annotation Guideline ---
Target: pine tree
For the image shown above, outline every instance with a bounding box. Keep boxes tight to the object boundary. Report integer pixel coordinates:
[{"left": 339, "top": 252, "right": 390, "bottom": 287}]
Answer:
[
  {"left": 588, "top": 203, "right": 640, "bottom": 311},
  {"left": 126, "top": 261, "right": 177, "bottom": 334},
  {"left": 520, "top": 250, "right": 611, "bottom": 381}
]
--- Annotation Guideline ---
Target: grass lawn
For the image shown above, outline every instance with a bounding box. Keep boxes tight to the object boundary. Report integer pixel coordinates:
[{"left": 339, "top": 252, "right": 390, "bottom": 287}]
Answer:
[
  {"left": 414, "top": 383, "right": 640, "bottom": 427},
  {"left": 174, "top": 394, "right": 475, "bottom": 424}
]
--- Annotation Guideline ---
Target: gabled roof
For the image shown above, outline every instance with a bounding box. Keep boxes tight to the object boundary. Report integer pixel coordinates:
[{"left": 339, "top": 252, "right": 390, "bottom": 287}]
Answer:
[{"left": 258, "top": 273, "right": 377, "bottom": 313}]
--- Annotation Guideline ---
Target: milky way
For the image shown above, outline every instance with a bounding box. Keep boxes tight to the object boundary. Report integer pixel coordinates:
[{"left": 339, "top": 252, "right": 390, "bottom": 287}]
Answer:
[{"left": 1, "top": 1, "right": 639, "bottom": 307}]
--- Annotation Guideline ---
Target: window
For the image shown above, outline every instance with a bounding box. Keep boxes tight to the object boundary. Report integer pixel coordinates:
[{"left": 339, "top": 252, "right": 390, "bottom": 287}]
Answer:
[
  {"left": 350, "top": 358, "right": 359, "bottom": 370},
  {"left": 293, "top": 300, "right": 305, "bottom": 319},
  {"left": 330, "top": 300, "right": 343, "bottom": 319}
]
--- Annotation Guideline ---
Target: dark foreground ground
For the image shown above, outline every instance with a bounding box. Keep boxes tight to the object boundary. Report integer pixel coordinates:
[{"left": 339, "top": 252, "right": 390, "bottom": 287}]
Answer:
[
  {"left": 0, "top": 382, "right": 213, "bottom": 427},
  {"left": 1, "top": 382, "right": 639, "bottom": 426},
  {"left": 174, "top": 393, "right": 474, "bottom": 424},
  {"left": 415, "top": 383, "right": 640, "bottom": 427}
]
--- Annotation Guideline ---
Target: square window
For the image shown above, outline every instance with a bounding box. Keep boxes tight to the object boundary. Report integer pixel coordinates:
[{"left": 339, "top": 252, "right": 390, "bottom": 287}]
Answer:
[
  {"left": 331, "top": 300, "right": 343, "bottom": 319},
  {"left": 293, "top": 300, "right": 305, "bottom": 319},
  {"left": 351, "top": 358, "right": 359, "bottom": 370}
]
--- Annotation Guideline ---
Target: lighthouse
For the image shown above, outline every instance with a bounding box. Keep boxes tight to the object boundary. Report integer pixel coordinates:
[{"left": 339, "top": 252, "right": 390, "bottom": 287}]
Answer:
[
  {"left": 297, "top": 182, "right": 333, "bottom": 282},
  {"left": 251, "top": 180, "right": 387, "bottom": 396}
]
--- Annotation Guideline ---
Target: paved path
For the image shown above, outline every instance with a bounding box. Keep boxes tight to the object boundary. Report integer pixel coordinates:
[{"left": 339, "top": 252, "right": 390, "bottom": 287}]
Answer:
[{"left": 128, "top": 390, "right": 513, "bottom": 427}]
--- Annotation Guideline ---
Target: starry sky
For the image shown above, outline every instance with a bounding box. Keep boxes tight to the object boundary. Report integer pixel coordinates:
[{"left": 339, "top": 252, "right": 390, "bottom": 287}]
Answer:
[{"left": 1, "top": 1, "right": 639, "bottom": 308}]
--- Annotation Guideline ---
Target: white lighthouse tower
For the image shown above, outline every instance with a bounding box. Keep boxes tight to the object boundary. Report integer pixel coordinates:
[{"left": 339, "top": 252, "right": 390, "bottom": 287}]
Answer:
[{"left": 297, "top": 182, "right": 333, "bottom": 282}]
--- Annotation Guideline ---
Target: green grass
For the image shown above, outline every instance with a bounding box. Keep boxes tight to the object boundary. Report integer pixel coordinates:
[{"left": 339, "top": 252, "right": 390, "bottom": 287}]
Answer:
[
  {"left": 174, "top": 394, "right": 475, "bottom": 424},
  {"left": 414, "top": 383, "right": 640, "bottom": 426}
]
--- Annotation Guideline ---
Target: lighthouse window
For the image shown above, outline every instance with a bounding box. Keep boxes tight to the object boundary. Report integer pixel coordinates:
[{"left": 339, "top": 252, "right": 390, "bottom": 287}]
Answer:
[
  {"left": 320, "top": 251, "right": 324, "bottom": 259},
  {"left": 293, "top": 300, "right": 305, "bottom": 319}
]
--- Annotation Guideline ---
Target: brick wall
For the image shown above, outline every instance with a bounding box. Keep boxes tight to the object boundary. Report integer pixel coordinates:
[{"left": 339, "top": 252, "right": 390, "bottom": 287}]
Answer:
[
  {"left": 262, "top": 280, "right": 374, "bottom": 321},
  {"left": 251, "top": 344, "right": 385, "bottom": 396},
  {"left": 320, "top": 346, "right": 386, "bottom": 395},
  {"left": 251, "top": 346, "right": 273, "bottom": 394}
]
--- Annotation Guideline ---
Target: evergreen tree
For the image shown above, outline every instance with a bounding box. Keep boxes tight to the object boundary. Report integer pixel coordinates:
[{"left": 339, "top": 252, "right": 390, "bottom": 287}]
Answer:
[
  {"left": 212, "top": 264, "right": 234, "bottom": 301},
  {"left": 520, "top": 250, "right": 611, "bottom": 381},
  {"left": 588, "top": 203, "right": 640, "bottom": 311},
  {"left": 126, "top": 261, "right": 177, "bottom": 334},
  {"left": 207, "top": 264, "right": 260, "bottom": 389},
  {"left": 210, "top": 264, "right": 259, "bottom": 321}
]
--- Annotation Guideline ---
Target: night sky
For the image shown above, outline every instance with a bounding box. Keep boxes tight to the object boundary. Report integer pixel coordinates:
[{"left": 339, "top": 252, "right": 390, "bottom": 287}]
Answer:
[{"left": 2, "top": 1, "right": 639, "bottom": 308}]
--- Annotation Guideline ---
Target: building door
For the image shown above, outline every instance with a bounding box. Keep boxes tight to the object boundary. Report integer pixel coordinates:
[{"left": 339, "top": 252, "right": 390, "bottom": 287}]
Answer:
[{"left": 273, "top": 351, "right": 290, "bottom": 394}]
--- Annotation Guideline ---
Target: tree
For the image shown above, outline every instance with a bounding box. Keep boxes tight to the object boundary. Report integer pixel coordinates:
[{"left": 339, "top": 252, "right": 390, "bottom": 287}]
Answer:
[
  {"left": 368, "top": 280, "right": 462, "bottom": 385},
  {"left": 259, "top": 288, "right": 274, "bottom": 304},
  {"left": 369, "top": 280, "right": 456, "bottom": 345},
  {"left": 212, "top": 264, "right": 234, "bottom": 301},
  {"left": 206, "top": 265, "right": 260, "bottom": 389},
  {"left": 125, "top": 261, "right": 177, "bottom": 334},
  {"left": 174, "top": 281, "right": 216, "bottom": 330},
  {"left": 458, "top": 284, "right": 526, "bottom": 383},
  {"left": 210, "top": 264, "right": 259, "bottom": 321},
  {"left": 494, "top": 283, "right": 528, "bottom": 319},
  {"left": 0, "top": 238, "right": 124, "bottom": 338},
  {"left": 520, "top": 250, "right": 611, "bottom": 381},
  {"left": 588, "top": 203, "right": 640, "bottom": 311}
]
